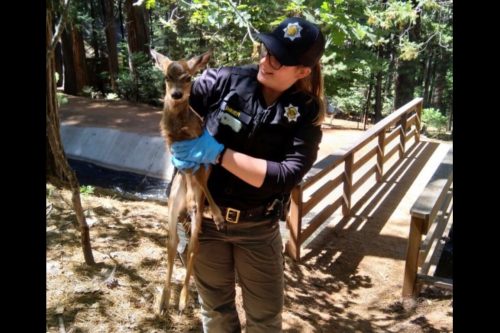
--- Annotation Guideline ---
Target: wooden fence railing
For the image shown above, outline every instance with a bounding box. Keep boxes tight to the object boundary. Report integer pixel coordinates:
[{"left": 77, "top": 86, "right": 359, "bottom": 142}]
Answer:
[
  {"left": 285, "top": 97, "right": 424, "bottom": 261},
  {"left": 402, "top": 146, "right": 453, "bottom": 298}
]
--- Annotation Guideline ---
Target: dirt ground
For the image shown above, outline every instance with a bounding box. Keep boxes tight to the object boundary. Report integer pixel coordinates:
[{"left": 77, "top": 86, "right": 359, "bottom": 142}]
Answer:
[{"left": 46, "top": 118, "right": 453, "bottom": 333}]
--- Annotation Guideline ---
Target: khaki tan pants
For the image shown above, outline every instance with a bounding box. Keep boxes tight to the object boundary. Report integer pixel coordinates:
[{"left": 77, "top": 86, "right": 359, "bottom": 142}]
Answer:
[{"left": 193, "top": 217, "right": 284, "bottom": 333}]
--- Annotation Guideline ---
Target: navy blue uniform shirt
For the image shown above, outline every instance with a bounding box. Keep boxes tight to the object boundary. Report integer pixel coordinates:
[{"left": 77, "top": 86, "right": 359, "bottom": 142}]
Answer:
[{"left": 189, "top": 64, "right": 322, "bottom": 210}]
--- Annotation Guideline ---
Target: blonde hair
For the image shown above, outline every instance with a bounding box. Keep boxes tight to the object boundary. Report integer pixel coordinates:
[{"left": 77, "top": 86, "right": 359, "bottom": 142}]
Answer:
[{"left": 294, "top": 62, "right": 325, "bottom": 126}]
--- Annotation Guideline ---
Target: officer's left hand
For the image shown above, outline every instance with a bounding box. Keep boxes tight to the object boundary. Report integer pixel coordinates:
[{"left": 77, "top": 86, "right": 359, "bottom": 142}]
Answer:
[
  {"left": 171, "top": 156, "right": 201, "bottom": 172},
  {"left": 171, "top": 129, "right": 224, "bottom": 165}
]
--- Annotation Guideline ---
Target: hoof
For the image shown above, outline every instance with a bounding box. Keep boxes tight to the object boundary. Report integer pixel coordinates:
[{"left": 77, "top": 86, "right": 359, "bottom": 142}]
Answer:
[
  {"left": 158, "top": 287, "right": 171, "bottom": 316},
  {"left": 178, "top": 287, "right": 188, "bottom": 313},
  {"left": 213, "top": 213, "right": 225, "bottom": 230}
]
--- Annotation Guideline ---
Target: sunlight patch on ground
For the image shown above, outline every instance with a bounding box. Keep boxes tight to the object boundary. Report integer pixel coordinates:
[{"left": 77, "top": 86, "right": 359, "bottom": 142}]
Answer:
[{"left": 365, "top": 183, "right": 397, "bottom": 217}]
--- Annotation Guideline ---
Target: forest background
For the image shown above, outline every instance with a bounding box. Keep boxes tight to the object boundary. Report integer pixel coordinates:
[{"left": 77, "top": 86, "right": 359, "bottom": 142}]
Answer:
[{"left": 48, "top": 0, "right": 453, "bottom": 135}]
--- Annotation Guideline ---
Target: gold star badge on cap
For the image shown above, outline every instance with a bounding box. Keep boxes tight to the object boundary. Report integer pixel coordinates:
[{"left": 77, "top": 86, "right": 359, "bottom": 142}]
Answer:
[
  {"left": 283, "top": 22, "right": 303, "bottom": 41},
  {"left": 284, "top": 104, "right": 300, "bottom": 122}
]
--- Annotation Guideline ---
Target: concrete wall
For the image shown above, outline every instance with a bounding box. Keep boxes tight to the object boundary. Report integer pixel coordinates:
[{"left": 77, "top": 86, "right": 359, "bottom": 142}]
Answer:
[{"left": 60, "top": 125, "right": 174, "bottom": 181}]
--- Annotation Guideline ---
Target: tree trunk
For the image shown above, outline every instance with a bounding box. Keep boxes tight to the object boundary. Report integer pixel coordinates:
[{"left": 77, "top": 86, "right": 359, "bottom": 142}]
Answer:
[
  {"left": 54, "top": 42, "right": 64, "bottom": 88},
  {"left": 124, "top": 0, "right": 150, "bottom": 55},
  {"left": 373, "top": 45, "right": 385, "bottom": 123},
  {"left": 72, "top": 24, "right": 89, "bottom": 93},
  {"left": 415, "top": 55, "right": 426, "bottom": 88},
  {"left": 61, "top": 21, "right": 88, "bottom": 95},
  {"left": 382, "top": 35, "right": 397, "bottom": 106},
  {"left": 447, "top": 103, "right": 453, "bottom": 132},
  {"left": 102, "top": 0, "right": 119, "bottom": 91},
  {"left": 89, "top": 0, "right": 101, "bottom": 60},
  {"left": 394, "top": 1, "right": 421, "bottom": 109},
  {"left": 47, "top": 3, "right": 95, "bottom": 266},
  {"left": 427, "top": 56, "right": 437, "bottom": 108},
  {"left": 89, "top": 0, "right": 104, "bottom": 93},
  {"left": 423, "top": 49, "right": 434, "bottom": 107},
  {"left": 124, "top": 0, "right": 150, "bottom": 102},
  {"left": 148, "top": 8, "right": 153, "bottom": 47},
  {"left": 61, "top": 28, "right": 77, "bottom": 94},
  {"left": 363, "top": 77, "right": 373, "bottom": 130},
  {"left": 433, "top": 50, "right": 451, "bottom": 115},
  {"left": 394, "top": 58, "right": 417, "bottom": 109},
  {"left": 118, "top": 0, "right": 125, "bottom": 41},
  {"left": 384, "top": 52, "right": 396, "bottom": 98},
  {"left": 374, "top": 70, "right": 383, "bottom": 123}
]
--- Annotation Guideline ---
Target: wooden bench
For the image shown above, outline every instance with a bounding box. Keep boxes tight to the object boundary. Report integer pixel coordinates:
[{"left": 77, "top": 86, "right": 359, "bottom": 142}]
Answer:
[{"left": 402, "top": 146, "right": 453, "bottom": 298}]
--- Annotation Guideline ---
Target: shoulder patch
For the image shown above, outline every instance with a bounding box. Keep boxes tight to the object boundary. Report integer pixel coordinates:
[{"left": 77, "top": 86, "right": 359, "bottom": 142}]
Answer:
[{"left": 230, "top": 65, "right": 258, "bottom": 77}]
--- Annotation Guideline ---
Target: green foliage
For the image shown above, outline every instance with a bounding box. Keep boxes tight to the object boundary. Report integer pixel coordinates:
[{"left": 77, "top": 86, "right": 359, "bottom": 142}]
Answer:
[
  {"left": 366, "top": 1, "right": 417, "bottom": 31},
  {"left": 399, "top": 38, "right": 422, "bottom": 61},
  {"left": 46, "top": 184, "right": 54, "bottom": 198},
  {"left": 421, "top": 108, "right": 447, "bottom": 133},
  {"left": 56, "top": 93, "right": 68, "bottom": 107},
  {"left": 145, "top": 0, "right": 156, "bottom": 10},
  {"left": 381, "top": 95, "right": 395, "bottom": 116},
  {"left": 80, "top": 185, "right": 95, "bottom": 196},
  {"left": 105, "top": 93, "right": 119, "bottom": 101},
  {"left": 81, "top": 86, "right": 97, "bottom": 98},
  {"left": 116, "top": 52, "right": 164, "bottom": 105},
  {"left": 51, "top": 0, "right": 452, "bottom": 124},
  {"left": 54, "top": 73, "right": 68, "bottom": 107},
  {"left": 285, "top": 0, "right": 307, "bottom": 14},
  {"left": 335, "top": 87, "right": 366, "bottom": 116}
]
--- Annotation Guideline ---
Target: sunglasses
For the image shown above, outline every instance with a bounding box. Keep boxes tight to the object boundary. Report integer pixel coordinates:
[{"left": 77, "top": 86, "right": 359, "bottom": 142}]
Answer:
[{"left": 259, "top": 44, "right": 283, "bottom": 70}]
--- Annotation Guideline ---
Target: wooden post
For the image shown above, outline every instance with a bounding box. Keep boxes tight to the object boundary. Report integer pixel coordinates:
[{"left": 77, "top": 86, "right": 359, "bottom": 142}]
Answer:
[
  {"left": 415, "top": 102, "right": 422, "bottom": 142},
  {"left": 398, "top": 113, "right": 408, "bottom": 159},
  {"left": 402, "top": 216, "right": 425, "bottom": 298},
  {"left": 286, "top": 186, "right": 303, "bottom": 261},
  {"left": 342, "top": 153, "right": 353, "bottom": 216},
  {"left": 376, "top": 131, "right": 386, "bottom": 182}
]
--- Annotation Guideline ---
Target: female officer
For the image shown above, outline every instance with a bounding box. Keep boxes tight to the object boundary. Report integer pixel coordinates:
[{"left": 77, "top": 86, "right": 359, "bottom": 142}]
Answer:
[{"left": 171, "top": 17, "right": 326, "bottom": 333}]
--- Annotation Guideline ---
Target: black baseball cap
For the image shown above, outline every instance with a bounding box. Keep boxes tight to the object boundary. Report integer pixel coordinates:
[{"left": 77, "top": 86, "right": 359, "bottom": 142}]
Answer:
[{"left": 255, "top": 17, "right": 325, "bottom": 68}]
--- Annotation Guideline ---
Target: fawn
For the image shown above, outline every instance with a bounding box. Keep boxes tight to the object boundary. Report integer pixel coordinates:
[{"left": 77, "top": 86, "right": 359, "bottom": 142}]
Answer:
[{"left": 151, "top": 49, "right": 225, "bottom": 314}]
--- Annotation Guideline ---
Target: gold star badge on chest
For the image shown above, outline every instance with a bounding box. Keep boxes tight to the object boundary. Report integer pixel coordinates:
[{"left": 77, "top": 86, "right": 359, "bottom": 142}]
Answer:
[{"left": 284, "top": 104, "right": 300, "bottom": 122}]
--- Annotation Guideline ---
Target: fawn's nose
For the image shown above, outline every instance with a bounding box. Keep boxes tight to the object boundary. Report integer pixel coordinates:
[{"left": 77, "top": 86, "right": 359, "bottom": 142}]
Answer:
[{"left": 171, "top": 91, "right": 183, "bottom": 100}]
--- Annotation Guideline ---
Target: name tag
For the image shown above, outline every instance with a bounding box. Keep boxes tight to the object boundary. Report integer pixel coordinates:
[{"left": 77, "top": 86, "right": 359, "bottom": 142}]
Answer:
[{"left": 220, "top": 113, "right": 242, "bottom": 132}]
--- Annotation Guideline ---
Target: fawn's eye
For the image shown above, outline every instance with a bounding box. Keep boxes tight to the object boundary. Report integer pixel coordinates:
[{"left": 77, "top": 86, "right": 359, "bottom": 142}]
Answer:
[{"left": 179, "top": 74, "right": 191, "bottom": 83}]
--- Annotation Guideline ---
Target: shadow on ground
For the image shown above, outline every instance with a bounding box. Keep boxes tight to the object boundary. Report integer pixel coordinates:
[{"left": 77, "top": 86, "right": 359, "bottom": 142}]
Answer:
[{"left": 281, "top": 140, "right": 451, "bottom": 332}]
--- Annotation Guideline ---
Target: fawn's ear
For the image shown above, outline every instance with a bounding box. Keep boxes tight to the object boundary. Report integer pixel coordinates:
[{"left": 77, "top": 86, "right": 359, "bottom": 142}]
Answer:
[
  {"left": 151, "top": 49, "right": 171, "bottom": 72},
  {"left": 187, "top": 50, "right": 212, "bottom": 74}
]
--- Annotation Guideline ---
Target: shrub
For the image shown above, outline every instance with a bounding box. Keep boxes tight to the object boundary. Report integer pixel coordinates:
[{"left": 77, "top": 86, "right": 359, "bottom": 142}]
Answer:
[
  {"left": 56, "top": 93, "right": 68, "bottom": 107},
  {"left": 421, "top": 108, "right": 447, "bottom": 133},
  {"left": 80, "top": 185, "right": 95, "bottom": 196}
]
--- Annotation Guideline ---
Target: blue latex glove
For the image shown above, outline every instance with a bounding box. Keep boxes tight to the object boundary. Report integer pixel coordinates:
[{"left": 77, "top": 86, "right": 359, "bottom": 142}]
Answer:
[
  {"left": 171, "top": 156, "right": 200, "bottom": 172},
  {"left": 171, "top": 129, "right": 224, "bottom": 165}
]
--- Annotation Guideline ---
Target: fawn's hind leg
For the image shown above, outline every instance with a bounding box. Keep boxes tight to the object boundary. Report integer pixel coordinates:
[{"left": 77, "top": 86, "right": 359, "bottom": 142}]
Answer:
[
  {"left": 179, "top": 175, "right": 204, "bottom": 312},
  {"left": 194, "top": 167, "right": 225, "bottom": 229},
  {"left": 159, "top": 173, "right": 186, "bottom": 315}
]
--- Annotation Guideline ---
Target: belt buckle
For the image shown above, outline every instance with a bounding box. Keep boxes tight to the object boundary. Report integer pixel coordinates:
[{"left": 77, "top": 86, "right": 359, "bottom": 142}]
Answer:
[{"left": 225, "top": 207, "right": 240, "bottom": 223}]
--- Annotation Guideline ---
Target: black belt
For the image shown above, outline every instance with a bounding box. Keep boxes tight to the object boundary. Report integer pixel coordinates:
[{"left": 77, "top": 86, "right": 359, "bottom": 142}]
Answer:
[
  {"left": 219, "top": 205, "right": 271, "bottom": 223},
  {"left": 203, "top": 199, "right": 283, "bottom": 224}
]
